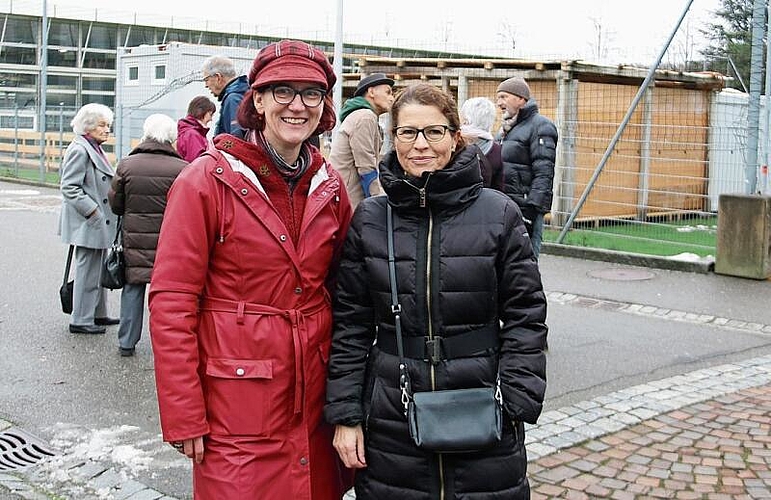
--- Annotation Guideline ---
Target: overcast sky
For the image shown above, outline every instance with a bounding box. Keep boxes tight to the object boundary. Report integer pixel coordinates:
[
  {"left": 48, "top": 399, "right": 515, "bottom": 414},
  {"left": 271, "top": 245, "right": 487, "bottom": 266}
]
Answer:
[{"left": 36, "top": 0, "right": 723, "bottom": 64}]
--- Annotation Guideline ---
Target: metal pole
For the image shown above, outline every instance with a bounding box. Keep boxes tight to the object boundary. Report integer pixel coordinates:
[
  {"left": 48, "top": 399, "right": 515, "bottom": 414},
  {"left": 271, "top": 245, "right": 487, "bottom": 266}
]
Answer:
[
  {"left": 13, "top": 103, "right": 18, "bottom": 176},
  {"left": 332, "top": 0, "right": 343, "bottom": 142},
  {"left": 38, "top": 0, "right": 48, "bottom": 182},
  {"left": 762, "top": 3, "right": 771, "bottom": 195},
  {"left": 556, "top": 0, "right": 695, "bottom": 243},
  {"left": 744, "top": 0, "right": 765, "bottom": 194},
  {"left": 58, "top": 103, "right": 64, "bottom": 162}
]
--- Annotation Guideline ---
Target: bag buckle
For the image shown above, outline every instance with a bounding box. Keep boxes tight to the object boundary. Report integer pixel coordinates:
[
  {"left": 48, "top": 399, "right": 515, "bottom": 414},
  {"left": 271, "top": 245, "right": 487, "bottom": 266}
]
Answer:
[{"left": 425, "top": 337, "right": 443, "bottom": 365}]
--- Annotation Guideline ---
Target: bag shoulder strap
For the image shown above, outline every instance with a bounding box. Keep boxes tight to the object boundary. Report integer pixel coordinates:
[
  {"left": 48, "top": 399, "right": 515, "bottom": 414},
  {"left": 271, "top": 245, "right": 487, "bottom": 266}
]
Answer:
[
  {"left": 63, "top": 245, "right": 74, "bottom": 285},
  {"left": 111, "top": 215, "right": 123, "bottom": 246},
  {"left": 386, "top": 203, "right": 412, "bottom": 412}
]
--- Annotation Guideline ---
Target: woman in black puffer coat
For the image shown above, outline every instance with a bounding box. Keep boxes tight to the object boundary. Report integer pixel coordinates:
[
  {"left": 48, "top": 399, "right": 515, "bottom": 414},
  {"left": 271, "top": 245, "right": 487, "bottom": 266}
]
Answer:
[{"left": 325, "top": 84, "right": 548, "bottom": 499}]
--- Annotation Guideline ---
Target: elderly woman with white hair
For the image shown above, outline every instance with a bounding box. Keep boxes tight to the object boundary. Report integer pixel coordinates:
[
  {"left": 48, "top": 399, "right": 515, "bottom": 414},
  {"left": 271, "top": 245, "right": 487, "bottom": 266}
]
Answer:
[
  {"left": 59, "top": 103, "right": 120, "bottom": 335},
  {"left": 108, "top": 114, "right": 188, "bottom": 356},
  {"left": 460, "top": 97, "right": 504, "bottom": 191}
]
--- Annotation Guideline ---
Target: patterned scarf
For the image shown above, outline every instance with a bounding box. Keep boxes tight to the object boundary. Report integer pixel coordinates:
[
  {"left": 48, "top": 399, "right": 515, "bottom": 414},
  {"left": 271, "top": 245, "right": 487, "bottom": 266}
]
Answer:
[
  {"left": 252, "top": 130, "right": 311, "bottom": 186},
  {"left": 499, "top": 111, "right": 518, "bottom": 136}
]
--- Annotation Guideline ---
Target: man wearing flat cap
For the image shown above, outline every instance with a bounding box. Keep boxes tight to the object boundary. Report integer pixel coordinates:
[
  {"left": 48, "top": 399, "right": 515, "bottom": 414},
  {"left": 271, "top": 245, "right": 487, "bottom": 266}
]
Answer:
[
  {"left": 495, "top": 76, "right": 558, "bottom": 259},
  {"left": 330, "top": 72, "right": 394, "bottom": 209}
]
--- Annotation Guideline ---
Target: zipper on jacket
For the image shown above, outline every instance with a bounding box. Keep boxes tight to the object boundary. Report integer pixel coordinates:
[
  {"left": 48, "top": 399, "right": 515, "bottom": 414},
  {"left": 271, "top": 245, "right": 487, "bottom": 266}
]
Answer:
[{"left": 425, "top": 210, "right": 446, "bottom": 500}]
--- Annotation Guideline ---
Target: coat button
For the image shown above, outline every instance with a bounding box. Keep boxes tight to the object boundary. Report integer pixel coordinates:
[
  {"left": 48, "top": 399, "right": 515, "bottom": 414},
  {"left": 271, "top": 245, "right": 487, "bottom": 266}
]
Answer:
[
  {"left": 102, "top": 175, "right": 106, "bottom": 181},
  {"left": 215, "top": 167, "right": 223, "bottom": 174},
  {"left": 241, "top": 188, "right": 248, "bottom": 195},
  {"left": 235, "top": 368, "right": 245, "bottom": 376},
  {"left": 299, "top": 457, "right": 308, "bottom": 466},
  {"left": 294, "top": 287, "right": 302, "bottom": 295},
  {"left": 279, "top": 235, "right": 287, "bottom": 242},
  {"left": 103, "top": 198, "right": 108, "bottom": 204},
  {"left": 105, "top": 219, "right": 110, "bottom": 225}
]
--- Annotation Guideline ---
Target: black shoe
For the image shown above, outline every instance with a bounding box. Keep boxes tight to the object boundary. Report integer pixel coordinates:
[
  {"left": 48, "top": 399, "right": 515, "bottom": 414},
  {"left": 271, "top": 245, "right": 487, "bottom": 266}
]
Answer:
[
  {"left": 69, "top": 324, "right": 106, "bottom": 334},
  {"left": 95, "top": 317, "right": 120, "bottom": 326},
  {"left": 119, "top": 347, "right": 135, "bottom": 357}
]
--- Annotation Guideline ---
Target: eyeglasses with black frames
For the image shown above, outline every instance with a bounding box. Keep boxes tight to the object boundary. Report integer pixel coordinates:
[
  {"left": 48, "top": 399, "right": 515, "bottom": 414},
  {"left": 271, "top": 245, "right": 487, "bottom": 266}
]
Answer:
[
  {"left": 270, "top": 85, "right": 327, "bottom": 108},
  {"left": 394, "top": 125, "right": 455, "bottom": 143}
]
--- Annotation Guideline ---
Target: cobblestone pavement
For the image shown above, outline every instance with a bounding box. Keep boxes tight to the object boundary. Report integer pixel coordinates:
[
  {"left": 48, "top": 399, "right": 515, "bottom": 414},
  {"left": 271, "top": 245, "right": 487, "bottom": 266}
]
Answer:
[{"left": 529, "top": 383, "right": 771, "bottom": 499}]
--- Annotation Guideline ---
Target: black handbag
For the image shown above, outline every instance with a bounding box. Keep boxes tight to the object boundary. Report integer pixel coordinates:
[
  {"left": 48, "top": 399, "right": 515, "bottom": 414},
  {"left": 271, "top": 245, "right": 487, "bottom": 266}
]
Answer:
[
  {"left": 101, "top": 217, "right": 125, "bottom": 290},
  {"left": 385, "top": 204, "right": 503, "bottom": 453},
  {"left": 60, "top": 245, "right": 74, "bottom": 314}
]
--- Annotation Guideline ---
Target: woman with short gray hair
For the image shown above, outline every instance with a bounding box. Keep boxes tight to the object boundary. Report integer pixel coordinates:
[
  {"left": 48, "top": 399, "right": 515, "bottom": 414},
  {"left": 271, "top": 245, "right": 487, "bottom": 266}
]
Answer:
[
  {"left": 59, "top": 103, "right": 119, "bottom": 335},
  {"left": 108, "top": 113, "right": 188, "bottom": 357}
]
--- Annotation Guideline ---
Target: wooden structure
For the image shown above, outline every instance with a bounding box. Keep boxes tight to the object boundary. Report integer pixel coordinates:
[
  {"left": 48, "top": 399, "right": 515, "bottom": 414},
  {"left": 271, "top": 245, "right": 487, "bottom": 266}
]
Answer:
[{"left": 343, "top": 56, "right": 726, "bottom": 221}]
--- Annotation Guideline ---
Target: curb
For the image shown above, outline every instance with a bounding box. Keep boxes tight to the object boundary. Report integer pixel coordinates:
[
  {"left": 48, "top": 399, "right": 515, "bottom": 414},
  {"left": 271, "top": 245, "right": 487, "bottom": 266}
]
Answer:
[{"left": 541, "top": 242, "right": 715, "bottom": 274}]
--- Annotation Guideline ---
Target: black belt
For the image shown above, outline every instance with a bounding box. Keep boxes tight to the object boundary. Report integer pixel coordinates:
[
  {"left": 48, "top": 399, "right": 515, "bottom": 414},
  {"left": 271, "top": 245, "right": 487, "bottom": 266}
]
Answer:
[{"left": 376, "top": 326, "right": 500, "bottom": 364}]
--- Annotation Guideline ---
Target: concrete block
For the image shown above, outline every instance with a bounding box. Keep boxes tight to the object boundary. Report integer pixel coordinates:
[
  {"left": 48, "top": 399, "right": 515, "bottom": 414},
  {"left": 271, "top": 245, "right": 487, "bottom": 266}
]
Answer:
[{"left": 715, "top": 194, "right": 771, "bottom": 279}]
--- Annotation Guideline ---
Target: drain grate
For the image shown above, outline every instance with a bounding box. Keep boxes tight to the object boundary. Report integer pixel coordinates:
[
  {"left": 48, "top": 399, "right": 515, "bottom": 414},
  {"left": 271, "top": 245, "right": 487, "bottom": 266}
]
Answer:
[{"left": 0, "top": 427, "right": 57, "bottom": 471}]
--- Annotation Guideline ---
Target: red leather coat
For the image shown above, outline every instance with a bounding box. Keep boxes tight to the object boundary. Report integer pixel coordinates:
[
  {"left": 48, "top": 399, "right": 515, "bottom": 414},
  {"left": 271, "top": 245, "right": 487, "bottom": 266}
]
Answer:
[{"left": 149, "top": 145, "right": 352, "bottom": 499}]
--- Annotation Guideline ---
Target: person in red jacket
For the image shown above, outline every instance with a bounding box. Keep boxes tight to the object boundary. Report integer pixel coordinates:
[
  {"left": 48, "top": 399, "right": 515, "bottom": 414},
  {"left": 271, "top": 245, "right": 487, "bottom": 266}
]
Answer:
[
  {"left": 176, "top": 96, "right": 215, "bottom": 162},
  {"left": 149, "top": 40, "right": 353, "bottom": 499}
]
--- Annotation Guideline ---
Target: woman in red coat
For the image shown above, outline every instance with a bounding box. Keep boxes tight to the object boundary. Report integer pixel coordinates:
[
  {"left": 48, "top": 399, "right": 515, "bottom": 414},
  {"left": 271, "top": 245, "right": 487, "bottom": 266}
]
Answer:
[
  {"left": 176, "top": 95, "right": 216, "bottom": 162},
  {"left": 149, "top": 40, "right": 353, "bottom": 499}
]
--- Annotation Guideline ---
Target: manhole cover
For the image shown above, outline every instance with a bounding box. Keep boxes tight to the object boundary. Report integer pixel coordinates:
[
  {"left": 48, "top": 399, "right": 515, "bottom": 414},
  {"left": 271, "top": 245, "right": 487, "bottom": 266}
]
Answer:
[
  {"left": 0, "top": 428, "right": 56, "bottom": 471},
  {"left": 587, "top": 268, "right": 656, "bottom": 281}
]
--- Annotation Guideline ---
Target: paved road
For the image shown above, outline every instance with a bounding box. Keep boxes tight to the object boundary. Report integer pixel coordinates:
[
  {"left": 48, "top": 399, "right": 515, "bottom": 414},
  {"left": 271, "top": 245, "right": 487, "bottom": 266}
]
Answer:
[{"left": 0, "top": 180, "right": 769, "bottom": 499}]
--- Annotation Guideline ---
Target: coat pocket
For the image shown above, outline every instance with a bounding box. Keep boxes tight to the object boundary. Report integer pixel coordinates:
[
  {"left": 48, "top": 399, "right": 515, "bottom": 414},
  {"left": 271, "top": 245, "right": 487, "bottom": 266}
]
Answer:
[{"left": 204, "top": 358, "right": 273, "bottom": 437}]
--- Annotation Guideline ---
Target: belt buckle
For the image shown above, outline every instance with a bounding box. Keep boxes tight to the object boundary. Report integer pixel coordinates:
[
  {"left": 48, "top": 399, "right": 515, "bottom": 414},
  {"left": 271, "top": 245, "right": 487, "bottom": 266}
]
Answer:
[{"left": 425, "top": 337, "right": 443, "bottom": 365}]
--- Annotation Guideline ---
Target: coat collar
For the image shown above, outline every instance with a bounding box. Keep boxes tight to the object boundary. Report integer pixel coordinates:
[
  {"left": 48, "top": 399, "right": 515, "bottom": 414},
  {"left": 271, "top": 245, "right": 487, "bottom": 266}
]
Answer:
[
  {"left": 73, "top": 135, "right": 113, "bottom": 175},
  {"left": 379, "top": 146, "right": 483, "bottom": 213}
]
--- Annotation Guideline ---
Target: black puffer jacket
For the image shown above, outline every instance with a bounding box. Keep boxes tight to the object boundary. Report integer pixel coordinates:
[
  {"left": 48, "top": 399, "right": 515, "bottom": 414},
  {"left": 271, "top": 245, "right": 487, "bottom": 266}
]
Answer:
[
  {"left": 499, "top": 99, "right": 558, "bottom": 215},
  {"left": 108, "top": 140, "right": 187, "bottom": 284},
  {"left": 325, "top": 146, "right": 547, "bottom": 499}
]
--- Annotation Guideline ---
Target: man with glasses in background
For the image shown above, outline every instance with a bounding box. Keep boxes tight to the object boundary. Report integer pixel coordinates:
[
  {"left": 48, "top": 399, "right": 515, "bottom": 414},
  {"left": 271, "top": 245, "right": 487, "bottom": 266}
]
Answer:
[
  {"left": 201, "top": 55, "right": 248, "bottom": 139},
  {"left": 330, "top": 73, "right": 394, "bottom": 209}
]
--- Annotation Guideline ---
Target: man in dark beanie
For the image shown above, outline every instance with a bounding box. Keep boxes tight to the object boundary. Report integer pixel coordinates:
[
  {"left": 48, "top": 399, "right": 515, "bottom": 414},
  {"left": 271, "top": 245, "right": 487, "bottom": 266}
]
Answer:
[
  {"left": 329, "top": 72, "right": 394, "bottom": 209},
  {"left": 495, "top": 76, "right": 558, "bottom": 259}
]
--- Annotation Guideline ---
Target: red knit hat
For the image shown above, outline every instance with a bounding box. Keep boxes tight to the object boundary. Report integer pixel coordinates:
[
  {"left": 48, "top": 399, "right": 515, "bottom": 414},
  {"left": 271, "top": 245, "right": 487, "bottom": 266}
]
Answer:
[{"left": 249, "top": 40, "right": 336, "bottom": 91}]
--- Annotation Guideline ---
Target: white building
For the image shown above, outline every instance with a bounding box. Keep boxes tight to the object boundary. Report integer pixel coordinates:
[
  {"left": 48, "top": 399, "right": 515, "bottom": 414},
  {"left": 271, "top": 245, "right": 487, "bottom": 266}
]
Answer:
[{"left": 114, "top": 42, "right": 255, "bottom": 156}]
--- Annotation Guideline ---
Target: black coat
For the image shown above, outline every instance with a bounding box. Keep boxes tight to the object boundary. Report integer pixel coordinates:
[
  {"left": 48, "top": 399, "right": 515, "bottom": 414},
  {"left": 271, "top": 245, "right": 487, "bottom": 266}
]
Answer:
[
  {"left": 325, "top": 146, "right": 547, "bottom": 499},
  {"left": 499, "top": 99, "right": 558, "bottom": 215}
]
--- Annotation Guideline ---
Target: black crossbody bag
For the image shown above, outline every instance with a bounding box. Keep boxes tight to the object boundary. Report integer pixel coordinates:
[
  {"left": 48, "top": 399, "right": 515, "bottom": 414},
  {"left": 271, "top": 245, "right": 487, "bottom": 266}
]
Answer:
[{"left": 386, "top": 203, "right": 503, "bottom": 453}]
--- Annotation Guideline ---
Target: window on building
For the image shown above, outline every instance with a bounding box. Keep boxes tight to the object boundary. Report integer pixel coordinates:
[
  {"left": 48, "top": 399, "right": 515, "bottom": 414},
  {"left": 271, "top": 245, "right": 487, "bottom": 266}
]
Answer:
[
  {"left": 0, "top": 90, "right": 37, "bottom": 110},
  {"left": 125, "top": 26, "right": 158, "bottom": 47},
  {"left": 82, "top": 77, "right": 114, "bottom": 92},
  {"left": 127, "top": 66, "right": 139, "bottom": 84},
  {"left": 86, "top": 24, "right": 116, "bottom": 50},
  {"left": 82, "top": 94, "right": 114, "bottom": 107},
  {"left": 0, "top": 46, "right": 36, "bottom": 65},
  {"left": 47, "top": 75, "right": 78, "bottom": 91},
  {"left": 47, "top": 19, "right": 79, "bottom": 46},
  {"left": 3, "top": 17, "right": 37, "bottom": 44},
  {"left": 46, "top": 92, "right": 77, "bottom": 107},
  {"left": 0, "top": 114, "right": 35, "bottom": 129},
  {"left": 0, "top": 73, "right": 37, "bottom": 88},
  {"left": 47, "top": 48, "right": 77, "bottom": 68},
  {"left": 165, "top": 29, "right": 192, "bottom": 44},
  {"left": 154, "top": 64, "right": 166, "bottom": 83},
  {"left": 82, "top": 51, "right": 116, "bottom": 70}
]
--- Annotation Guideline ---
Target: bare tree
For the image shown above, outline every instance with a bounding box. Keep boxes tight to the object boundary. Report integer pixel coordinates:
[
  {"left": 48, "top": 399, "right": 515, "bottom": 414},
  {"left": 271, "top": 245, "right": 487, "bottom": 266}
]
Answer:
[
  {"left": 496, "top": 20, "right": 517, "bottom": 57},
  {"left": 588, "top": 16, "right": 615, "bottom": 62}
]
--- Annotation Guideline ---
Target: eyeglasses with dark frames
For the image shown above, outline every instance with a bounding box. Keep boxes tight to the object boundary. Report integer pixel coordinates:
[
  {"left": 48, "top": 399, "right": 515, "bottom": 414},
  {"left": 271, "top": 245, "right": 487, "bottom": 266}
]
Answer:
[
  {"left": 394, "top": 124, "right": 455, "bottom": 143},
  {"left": 270, "top": 85, "right": 327, "bottom": 108}
]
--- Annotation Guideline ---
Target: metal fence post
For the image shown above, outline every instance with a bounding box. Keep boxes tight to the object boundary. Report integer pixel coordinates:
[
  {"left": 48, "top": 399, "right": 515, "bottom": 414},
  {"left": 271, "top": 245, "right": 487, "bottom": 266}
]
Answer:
[
  {"left": 13, "top": 103, "right": 19, "bottom": 177},
  {"left": 58, "top": 103, "right": 64, "bottom": 169}
]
